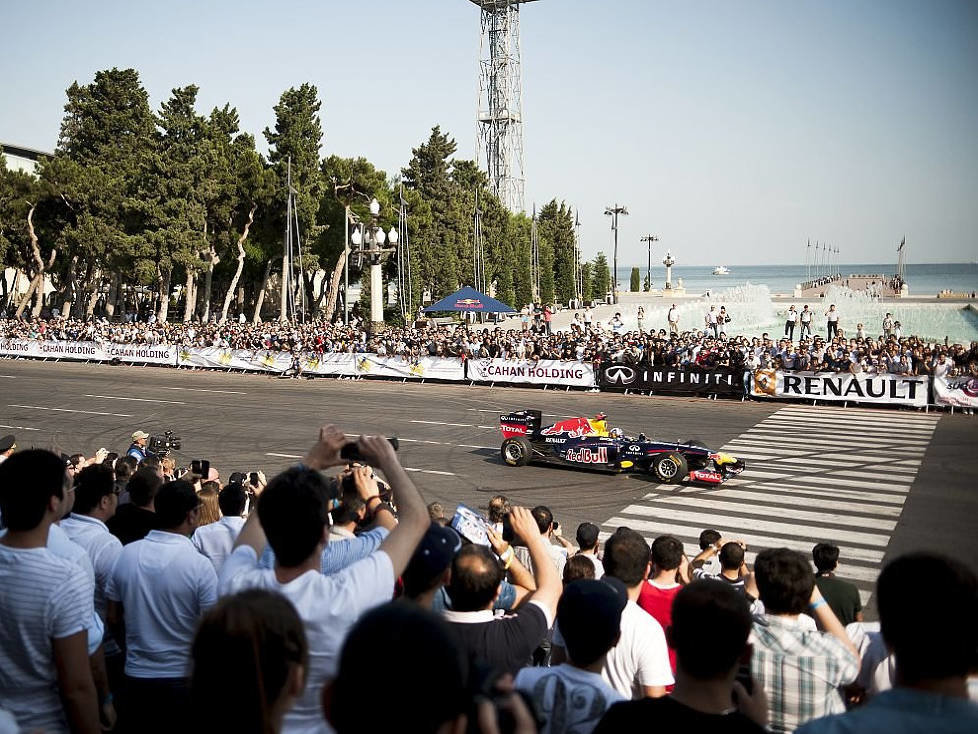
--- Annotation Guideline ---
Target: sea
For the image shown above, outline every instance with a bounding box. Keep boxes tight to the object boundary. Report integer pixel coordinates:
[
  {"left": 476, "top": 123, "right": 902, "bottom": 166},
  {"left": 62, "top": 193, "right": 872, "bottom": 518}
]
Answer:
[{"left": 613, "top": 262, "right": 978, "bottom": 297}]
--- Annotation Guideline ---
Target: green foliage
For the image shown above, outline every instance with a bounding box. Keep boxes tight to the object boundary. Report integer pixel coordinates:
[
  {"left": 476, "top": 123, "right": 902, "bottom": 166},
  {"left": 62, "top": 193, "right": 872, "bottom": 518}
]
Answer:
[
  {"left": 580, "top": 261, "right": 593, "bottom": 303},
  {"left": 509, "top": 213, "right": 533, "bottom": 307},
  {"left": 630, "top": 267, "right": 640, "bottom": 291},
  {"left": 537, "top": 200, "right": 576, "bottom": 305},
  {"left": 592, "top": 252, "right": 611, "bottom": 299}
]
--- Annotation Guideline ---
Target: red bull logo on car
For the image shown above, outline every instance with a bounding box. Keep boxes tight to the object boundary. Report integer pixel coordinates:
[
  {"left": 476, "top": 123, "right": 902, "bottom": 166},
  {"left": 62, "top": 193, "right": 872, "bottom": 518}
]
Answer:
[
  {"left": 565, "top": 447, "right": 608, "bottom": 464},
  {"left": 540, "top": 417, "right": 593, "bottom": 439}
]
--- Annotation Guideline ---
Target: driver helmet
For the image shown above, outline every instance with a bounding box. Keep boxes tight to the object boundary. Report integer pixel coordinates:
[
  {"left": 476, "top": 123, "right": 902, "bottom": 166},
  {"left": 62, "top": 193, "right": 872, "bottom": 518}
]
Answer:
[
  {"left": 594, "top": 412, "right": 607, "bottom": 422},
  {"left": 610, "top": 428, "right": 623, "bottom": 439}
]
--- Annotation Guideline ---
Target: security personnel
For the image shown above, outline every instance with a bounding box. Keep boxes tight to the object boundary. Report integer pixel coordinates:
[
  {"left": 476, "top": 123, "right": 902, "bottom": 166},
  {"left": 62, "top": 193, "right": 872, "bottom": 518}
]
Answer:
[
  {"left": 127, "top": 430, "right": 149, "bottom": 461},
  {"left": 0, "top": 434, "right": 15, "bottom": 465}
]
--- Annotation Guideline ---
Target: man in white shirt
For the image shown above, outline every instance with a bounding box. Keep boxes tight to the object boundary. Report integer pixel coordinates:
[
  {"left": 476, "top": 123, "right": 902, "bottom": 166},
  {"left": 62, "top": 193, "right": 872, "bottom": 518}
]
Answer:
[
  {"left": 0, "top": 449, "right": 100, "bottom": 734},
  {"left": 575, "top": 522, "right": 604, "bottom": 578},
  {"left": 107, "top": 480, "right": 218, "bottom": 734},
  {"left": 553, "top": 528, "right": 674, "bottom": 699},
  {"left": 191, "top": 482, "right": 248, "bottom": 573},
  {"left": 512, "top": 505, "right": 572, "bottom": 579},
  {"left": 220, "top": 425, "right": 429, "bottom": 734},
  {"left": 668, "top": 304, "right": 679, "bottom": 335}
]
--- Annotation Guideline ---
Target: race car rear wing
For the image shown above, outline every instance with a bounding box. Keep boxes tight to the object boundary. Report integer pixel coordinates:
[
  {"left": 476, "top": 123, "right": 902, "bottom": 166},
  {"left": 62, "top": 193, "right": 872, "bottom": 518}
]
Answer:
[{"left": 499, "top": 410, "right": 542, "bottom": 438}]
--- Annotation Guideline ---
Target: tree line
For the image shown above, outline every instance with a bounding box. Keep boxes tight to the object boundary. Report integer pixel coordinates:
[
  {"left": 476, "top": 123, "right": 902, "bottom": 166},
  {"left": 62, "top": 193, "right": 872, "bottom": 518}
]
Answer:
[{"left": 0, "top": 68, "right": 613, "bottom": 324}]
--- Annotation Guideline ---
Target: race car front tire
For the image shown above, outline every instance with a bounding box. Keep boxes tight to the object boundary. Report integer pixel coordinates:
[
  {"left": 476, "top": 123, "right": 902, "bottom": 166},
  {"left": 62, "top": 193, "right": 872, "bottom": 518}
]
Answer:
[
  {"left": 501, "top": 437, "right": 532, "bottom": 467},
  {"left": 652, "top": 452, "right": 689, "bottom": 483}
]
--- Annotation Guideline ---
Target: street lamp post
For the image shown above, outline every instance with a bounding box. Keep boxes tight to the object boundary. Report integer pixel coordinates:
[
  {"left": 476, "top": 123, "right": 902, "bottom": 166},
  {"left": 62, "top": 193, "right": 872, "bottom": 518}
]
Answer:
[
  {"left": 349, "top": 197, "right": 397, "bottom": 332},
  {"left": 640, "top": 234, "right": 658, "bottom": 291},
  {"left": 604, "top": 204, "right": 628, "bottom": 304}
]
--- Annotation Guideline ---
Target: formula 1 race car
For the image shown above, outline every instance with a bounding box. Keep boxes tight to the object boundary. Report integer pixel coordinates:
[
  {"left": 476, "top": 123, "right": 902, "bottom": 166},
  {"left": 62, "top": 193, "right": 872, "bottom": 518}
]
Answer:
[{"left": 499, "top": 409, "right": 746, "bottom": 485}]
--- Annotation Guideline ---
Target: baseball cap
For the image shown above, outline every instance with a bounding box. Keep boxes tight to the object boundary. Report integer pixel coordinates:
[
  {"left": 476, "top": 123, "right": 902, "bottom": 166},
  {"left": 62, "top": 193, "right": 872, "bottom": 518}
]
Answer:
[
  {"left": 131, "top": 430, "right": 150, "bottom": 441},
  {"left": 0, "top": 434, "right": 16, "bottom": 453},
  {"left": 405, "top": 523, "right": 462, "bottom": 583},
  {"left": 557, "top": 578, "right": 628, "bottom": 666}
]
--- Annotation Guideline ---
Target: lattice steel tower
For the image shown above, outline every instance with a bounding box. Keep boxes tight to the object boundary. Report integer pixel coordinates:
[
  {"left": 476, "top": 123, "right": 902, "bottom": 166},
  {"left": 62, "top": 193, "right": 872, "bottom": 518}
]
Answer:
[{"left": 469, "top": 0, "right": 537, "bottom": 213}]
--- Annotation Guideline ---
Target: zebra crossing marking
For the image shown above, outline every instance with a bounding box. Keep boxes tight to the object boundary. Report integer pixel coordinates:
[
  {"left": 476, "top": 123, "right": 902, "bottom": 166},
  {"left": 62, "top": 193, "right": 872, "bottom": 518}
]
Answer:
[{"left": 602, "top": 405, "right": 940, "bottom": 605}]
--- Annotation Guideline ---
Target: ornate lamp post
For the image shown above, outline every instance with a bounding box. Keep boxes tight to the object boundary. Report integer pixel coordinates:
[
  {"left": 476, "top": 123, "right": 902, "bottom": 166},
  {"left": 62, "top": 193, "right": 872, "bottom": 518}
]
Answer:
[
  {"left": 640, "top": 234, "right": 658, "bottom": 291},
  {"left": 662, "top": 250, "right": 676, "bottom": 290},
  {"left": 604, "top": 204, "right": 628, "bottom": 304},
  {"left": 349, "top": 198, "right": 397, "bottom": 331}
]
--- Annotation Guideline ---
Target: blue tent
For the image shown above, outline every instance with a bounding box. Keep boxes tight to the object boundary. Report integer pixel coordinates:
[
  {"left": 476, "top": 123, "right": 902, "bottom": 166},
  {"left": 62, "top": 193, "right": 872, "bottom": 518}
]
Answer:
[{"left": 422, "top": 285, "right": 516, "bottom": 314}]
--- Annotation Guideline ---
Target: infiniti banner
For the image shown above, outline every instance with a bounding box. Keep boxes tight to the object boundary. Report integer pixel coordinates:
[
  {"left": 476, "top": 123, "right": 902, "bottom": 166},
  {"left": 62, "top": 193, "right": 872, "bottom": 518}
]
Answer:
[{"left": 598, "top": 364, "right": 745, "bottom": 395}]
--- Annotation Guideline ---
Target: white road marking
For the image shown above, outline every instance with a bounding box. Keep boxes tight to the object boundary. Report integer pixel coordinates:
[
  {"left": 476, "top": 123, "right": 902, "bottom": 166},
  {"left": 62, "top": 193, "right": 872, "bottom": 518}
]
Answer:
[
  {"left": 0, "top": 375, "right": 17, "bottom": 378},
  {"left": 604, "top": 405, "right": 939, "bottom": 606},
  {"left": 83, "top": 394, "right": 186, "bottom": 405},
  {"left": 160, "top": 387, "right": 247, "bottom": 395},
  {"left": 410, "top": 420, "right": 472, "bottom": 427},
  {"left": 0, "top": 424, "right": 40, "bottom": 431},
  {"left": 263, "top": 451, "right": 457, "bottom": 477},
  {"left": 8, "top": 404, "right": 133, "bottom": 417}
]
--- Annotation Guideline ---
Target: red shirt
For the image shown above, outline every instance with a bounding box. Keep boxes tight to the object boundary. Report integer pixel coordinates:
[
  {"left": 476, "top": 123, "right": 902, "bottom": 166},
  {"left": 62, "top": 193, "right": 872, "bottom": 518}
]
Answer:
[{"left": 638, "top": 580, "right": 681, "bottom": 675}]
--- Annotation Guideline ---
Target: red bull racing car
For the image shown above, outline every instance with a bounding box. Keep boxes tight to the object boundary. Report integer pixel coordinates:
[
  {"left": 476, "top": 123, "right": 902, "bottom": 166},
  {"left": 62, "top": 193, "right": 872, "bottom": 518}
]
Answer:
[{"left": 499, "top": 410, "right": 746, "bottom": 485}]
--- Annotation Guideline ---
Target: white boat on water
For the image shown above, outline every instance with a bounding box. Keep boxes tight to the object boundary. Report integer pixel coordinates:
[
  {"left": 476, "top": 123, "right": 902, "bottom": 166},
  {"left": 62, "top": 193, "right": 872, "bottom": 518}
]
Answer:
[{"left": 712, "top": 265, "right": 730, "bottom": 275}]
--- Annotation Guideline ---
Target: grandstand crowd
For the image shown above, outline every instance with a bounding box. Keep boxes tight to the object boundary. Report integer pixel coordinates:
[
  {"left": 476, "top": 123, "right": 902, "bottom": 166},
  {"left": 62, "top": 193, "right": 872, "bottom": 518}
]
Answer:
[
  {"left": 0, "top": 426, "right": 975, "bottom": 734},
  {"left": 1, "top": 310, "right": 977, "bottom": 378}
]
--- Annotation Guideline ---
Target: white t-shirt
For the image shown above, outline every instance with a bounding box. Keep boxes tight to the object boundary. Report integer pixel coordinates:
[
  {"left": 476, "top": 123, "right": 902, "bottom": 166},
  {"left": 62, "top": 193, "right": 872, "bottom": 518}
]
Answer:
[
  {"left": 60, "top": 513, "right": 123, "bottom": 623},
  {"left": 106, "top": 530, "right": 218, "bottom": 678},
  {"left": 579, "top": 551, "right": 604, "bottom": 579},
  {"left": 220, "top": 546, "right": 396, "bottom": 734},
  {"left": 514, "top": 664, "right": 625, "bottom": 734},
  {"left": 0, "top": 543, "right": 93, "bottom": 734},
  {"left": 191, "top": 516, "right": 246, "bottom": 574},
  {"left": 555, "top": 600, "right": 674, "bottom": 700}
]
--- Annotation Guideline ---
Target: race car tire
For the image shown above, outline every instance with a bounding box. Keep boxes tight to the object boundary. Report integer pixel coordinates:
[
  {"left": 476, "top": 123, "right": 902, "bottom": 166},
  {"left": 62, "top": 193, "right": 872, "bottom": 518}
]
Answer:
[
  {"left": 652, "top": 452, "right": 689, "bottom": 483},
  {"left": 501, "top": 437, "right": 532, "bottom": 467}
]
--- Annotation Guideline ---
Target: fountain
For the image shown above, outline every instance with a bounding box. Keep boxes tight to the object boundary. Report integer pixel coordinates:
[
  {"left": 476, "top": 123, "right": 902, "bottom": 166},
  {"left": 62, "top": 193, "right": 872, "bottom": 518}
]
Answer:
[{"left": 565, "top": 282, "right": 978, "bottom": 344}]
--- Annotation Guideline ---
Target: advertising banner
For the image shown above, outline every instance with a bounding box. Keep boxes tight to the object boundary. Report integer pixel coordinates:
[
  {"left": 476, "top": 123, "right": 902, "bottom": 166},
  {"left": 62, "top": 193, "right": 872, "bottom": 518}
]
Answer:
[
  {"left": 104, "top": 343, "right": 178, "bottom": 366},
  {"left": 597, "top": 364, "right": 745, "bottom": 395},
  {"left": 0, "top": 340, "right": 110, "bottom": 361},
  {"left": 0, "top": 339, "right": 41, "bottom": 358},
  {"left": 177, "top": 347, "right": 288, "bottom": 373},
  {"left": 468, "top": 359, "right": 595, "bottom": 388},
  {"left": 749, "top": 369, "right": 929, "bottom": 407},
  {"left": 355, "top": 355, "right": 465, "bottom": 381},
  {"left": 933, "top": 374, "right": 978, "bottom": 408},
  {"left": 303, "top": 352, "right": 357, "bottom": 377}
]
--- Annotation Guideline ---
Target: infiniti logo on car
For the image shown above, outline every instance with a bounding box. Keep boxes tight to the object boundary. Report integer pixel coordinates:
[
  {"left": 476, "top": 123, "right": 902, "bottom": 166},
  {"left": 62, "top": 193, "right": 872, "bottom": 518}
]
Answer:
[{"left": 604, "top": 365, "right": 636, "bottom": 385}]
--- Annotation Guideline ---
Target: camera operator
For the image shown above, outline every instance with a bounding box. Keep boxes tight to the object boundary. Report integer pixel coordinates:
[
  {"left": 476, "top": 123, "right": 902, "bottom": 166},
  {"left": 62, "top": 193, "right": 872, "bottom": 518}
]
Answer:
[{"left": 126, "top": 431, "right": 150, "bottom": 462}]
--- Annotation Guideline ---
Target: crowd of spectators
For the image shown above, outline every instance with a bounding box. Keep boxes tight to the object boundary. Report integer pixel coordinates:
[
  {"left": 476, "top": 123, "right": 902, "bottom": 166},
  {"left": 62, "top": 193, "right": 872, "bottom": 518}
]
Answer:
[
  {"left": 1, "top": 426, "right": 976, "bottom": 734},
  {"left": 2, "top": 312, "right": 977, "bottom": 380}
]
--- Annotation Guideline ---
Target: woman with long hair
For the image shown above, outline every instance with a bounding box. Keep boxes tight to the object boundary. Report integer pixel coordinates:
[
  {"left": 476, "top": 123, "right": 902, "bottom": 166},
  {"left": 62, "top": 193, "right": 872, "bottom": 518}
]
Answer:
[
  {"left": 191, "top": 589, "right": 308, "bottom": 734},
  {"left": 196, "top": 484, "right": 221, "bottom": 526}
]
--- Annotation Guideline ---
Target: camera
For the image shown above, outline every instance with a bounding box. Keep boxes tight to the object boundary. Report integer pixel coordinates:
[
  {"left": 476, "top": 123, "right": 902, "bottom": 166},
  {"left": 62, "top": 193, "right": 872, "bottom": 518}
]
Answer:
[
  {"left": 147, "top": 430, "right": 181, "bottom": 458},
  {"left": 339, "top": 436, "right": 399, "bottom": 463}
]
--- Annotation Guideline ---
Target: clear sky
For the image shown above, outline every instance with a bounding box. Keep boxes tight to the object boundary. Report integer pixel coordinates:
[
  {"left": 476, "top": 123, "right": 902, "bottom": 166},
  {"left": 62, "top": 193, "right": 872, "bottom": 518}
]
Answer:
[{"left": 2, "top": 0, "right": 976, "bottom": 266}]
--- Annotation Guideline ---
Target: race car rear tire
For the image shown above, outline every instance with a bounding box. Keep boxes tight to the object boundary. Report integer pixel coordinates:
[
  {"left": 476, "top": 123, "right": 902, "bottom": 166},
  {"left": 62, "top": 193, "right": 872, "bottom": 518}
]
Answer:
[
  {"left": 652, "top": 452, "right": 689, "bottom": 483},
  {"left": 501, "top": 437, "right": 532, "bottom": 467}
]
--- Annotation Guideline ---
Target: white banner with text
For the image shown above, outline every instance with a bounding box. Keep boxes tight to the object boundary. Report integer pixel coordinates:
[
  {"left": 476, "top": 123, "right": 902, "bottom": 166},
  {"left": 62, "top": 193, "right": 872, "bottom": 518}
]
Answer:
[
  {"left": 467, "top": 359, "right": 596, "bottom": 388},
  {"left": 933, "top": 375, "right": 978, "bottom": 408},
  {"left": 749, "top": 369, "right": 930, "bottom": 407}
]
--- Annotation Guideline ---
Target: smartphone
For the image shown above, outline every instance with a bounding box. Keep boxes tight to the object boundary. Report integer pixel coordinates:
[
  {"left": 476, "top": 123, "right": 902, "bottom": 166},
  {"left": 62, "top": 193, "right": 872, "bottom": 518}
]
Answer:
[
  {"left": 191, "top": 459, "right": 210, "bottom": 478},
  {"left": 339, "top": 437, "right": 399, "bottom": 462}
]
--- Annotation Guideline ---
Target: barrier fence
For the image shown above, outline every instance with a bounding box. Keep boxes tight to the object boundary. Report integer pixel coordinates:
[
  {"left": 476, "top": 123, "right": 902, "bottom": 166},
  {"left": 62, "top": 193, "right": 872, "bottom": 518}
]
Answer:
[{"left": 1, "top": 338, "right": 973, "bottom": 409}]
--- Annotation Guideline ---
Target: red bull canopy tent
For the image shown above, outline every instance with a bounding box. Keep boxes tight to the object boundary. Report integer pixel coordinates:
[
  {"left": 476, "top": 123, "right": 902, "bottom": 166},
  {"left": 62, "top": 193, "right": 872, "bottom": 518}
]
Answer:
[{"left": 422, "top": 286, "right": 516, "bottom": 314}]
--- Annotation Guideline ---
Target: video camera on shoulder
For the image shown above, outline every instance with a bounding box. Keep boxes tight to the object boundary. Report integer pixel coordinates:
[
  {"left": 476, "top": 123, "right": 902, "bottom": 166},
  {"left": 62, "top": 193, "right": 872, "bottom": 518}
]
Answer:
[{"left": 147, "top": 430, "right": 181, "bottom": 458}]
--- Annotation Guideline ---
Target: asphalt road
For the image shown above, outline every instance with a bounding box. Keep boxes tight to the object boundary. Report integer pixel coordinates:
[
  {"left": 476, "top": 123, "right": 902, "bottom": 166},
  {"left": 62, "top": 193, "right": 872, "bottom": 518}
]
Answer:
[{"left": 2, "top": 358, "right": 976, "bottom": 614}]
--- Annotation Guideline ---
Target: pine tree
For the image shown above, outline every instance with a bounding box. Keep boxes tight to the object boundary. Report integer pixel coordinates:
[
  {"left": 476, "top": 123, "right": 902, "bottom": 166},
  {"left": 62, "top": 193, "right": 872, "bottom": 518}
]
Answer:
[
  {"left": 580, "top": 262, "right": 593, "bottom": 303},
  {"left": 592, "top": 252, "right": 610, "bottom": 300},
  {"left": 630, "top": 267, "right": 640, "bottom": 291}
]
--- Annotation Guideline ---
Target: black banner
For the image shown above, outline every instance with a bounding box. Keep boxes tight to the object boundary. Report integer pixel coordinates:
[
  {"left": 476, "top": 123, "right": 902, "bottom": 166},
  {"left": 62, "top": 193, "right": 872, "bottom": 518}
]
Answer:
[{"left": 598, "top": 364, "right": 746, "bottom": 395}]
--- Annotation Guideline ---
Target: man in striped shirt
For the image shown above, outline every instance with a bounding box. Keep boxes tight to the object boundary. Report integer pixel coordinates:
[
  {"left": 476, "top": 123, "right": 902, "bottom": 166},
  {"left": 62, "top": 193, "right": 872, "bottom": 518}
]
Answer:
[
  {"left": 0, "top": 449, "right": 100, "bottom": 734},
  {"left": 750, "top": 548, "right": 860, "bottom": 733}
]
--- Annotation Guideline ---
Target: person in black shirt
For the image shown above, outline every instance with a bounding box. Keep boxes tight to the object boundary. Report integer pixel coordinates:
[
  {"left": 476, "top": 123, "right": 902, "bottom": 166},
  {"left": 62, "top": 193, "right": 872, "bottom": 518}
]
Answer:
[
  {"left": 442, "top": 506, "right": 562, "bottom": 677},
  {"left": 595, "top": 580, "right": 768, "bottom": 734},
  {"left": 107, "top": 466, "right": 161, "bottom": 545},
  {"left": 812, "top": 543, "right": 863, "bottom": 626}
]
